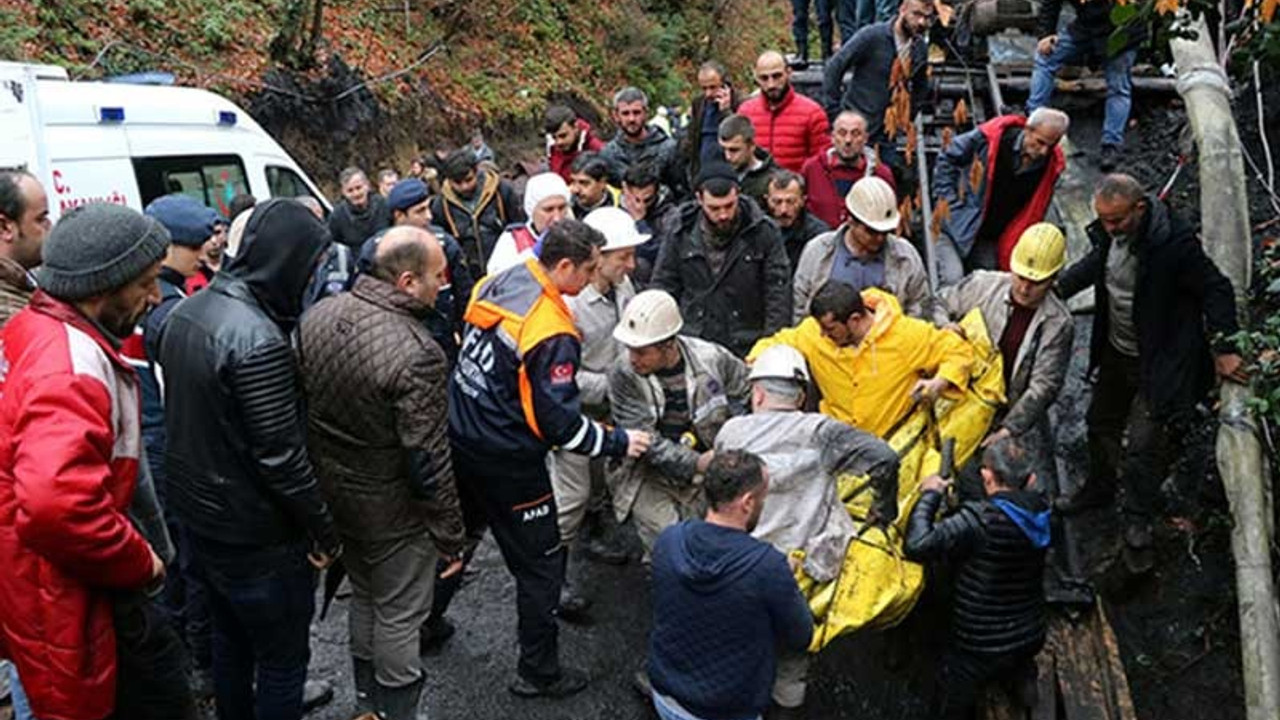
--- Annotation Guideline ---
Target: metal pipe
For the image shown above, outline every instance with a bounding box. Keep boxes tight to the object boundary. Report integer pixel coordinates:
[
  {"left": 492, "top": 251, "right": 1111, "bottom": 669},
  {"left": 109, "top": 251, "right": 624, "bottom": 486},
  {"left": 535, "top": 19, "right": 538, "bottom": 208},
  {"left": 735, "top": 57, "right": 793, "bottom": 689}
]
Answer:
[
  {"left": 915, "top": 114, "right": 939, "bottom": 291},
  {"left": 1170, "top": 18, "right": 1280, "bottom": 720}
]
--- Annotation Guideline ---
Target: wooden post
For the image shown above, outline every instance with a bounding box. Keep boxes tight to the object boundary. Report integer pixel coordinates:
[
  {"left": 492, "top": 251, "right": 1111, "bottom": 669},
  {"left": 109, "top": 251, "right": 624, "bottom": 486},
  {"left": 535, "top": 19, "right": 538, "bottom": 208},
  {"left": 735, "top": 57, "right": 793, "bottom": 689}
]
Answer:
[{"left": 1170, "top": 18, "right": 1280, "bottom": 720}]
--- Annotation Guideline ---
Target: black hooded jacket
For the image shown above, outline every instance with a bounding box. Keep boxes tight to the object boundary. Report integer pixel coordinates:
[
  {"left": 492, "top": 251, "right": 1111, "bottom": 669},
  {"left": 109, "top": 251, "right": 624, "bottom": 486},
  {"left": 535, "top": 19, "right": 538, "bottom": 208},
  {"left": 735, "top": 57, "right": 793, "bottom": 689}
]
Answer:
[{"left": 158, "top": 199, "right": 340, "bottom": 554}]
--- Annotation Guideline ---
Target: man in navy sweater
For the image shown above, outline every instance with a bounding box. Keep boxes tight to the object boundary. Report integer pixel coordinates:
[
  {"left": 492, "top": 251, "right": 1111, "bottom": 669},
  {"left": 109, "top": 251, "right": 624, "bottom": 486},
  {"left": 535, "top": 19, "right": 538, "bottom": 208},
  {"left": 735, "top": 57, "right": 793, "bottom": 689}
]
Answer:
[{"left": 647, "top": 450, "right": 814, "bottom": 720}]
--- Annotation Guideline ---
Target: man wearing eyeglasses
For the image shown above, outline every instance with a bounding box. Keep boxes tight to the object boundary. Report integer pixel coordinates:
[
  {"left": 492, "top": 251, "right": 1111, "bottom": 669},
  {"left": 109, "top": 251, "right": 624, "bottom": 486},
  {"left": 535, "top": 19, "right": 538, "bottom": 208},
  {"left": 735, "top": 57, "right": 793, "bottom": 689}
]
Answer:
[{"left": 793, "top": 176, "right": 940, "bottom": 324}]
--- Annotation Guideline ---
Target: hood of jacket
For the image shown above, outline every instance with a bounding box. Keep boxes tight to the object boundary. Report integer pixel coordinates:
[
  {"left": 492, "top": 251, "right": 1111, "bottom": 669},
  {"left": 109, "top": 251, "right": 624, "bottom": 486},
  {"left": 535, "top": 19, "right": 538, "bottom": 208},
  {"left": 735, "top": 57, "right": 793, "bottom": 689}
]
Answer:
[
  {"left": 667, "top": 520, "right": 772, "bottom": 594},
  {"left": 991, "top": 490, "right": 1051, "bottom": 549},
  {"left": 224, "top": 198, "right": 331, "bottom": 330},
  {"left": 861, "top": 287, "right": 905, "bottom": 345}
]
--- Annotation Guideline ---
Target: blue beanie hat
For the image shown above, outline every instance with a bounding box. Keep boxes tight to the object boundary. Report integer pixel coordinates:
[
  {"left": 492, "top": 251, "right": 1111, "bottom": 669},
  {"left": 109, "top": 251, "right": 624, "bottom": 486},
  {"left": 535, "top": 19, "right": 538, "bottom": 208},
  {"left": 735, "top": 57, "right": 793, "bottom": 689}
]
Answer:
[
  {"left": 387, "top": 179, "right": 430, "bottom": 213},
  {"left": 145, "top": 194, "right": 217, "bottom": 248}
]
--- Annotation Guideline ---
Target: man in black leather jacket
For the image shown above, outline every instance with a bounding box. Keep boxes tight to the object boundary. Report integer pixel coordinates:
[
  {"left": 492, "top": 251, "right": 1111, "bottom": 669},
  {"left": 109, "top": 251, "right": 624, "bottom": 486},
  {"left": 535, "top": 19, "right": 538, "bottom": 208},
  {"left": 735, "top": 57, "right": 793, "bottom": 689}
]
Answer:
[
  {"left": 158, "top": 198, "right": 342, "bottom": 720},
  {"left": 905, "top": 436, "right": 1051, "bottom": 720}
]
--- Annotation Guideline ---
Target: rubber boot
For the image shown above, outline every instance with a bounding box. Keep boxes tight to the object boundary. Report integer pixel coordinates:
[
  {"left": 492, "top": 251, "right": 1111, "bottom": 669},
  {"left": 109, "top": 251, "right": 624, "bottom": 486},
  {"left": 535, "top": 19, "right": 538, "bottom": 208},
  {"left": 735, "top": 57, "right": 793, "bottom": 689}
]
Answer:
[
  {"left": 353, "top": 657, "right": 376, "bottom": 714},
  {"left": 377, "top": 676, "right": 426, "bottom": 720}
]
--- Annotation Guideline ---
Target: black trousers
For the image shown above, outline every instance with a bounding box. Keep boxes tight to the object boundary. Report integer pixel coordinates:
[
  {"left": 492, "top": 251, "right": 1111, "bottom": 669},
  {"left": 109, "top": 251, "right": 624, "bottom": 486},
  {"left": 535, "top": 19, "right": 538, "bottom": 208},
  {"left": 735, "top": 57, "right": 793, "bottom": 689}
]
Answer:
[
  {"left": 938, "top": 644, "right": 1039, "bottom": 720},
  {"left": 1085, "top": 342, "right": 1193, "bottom": 520},
  {"left": 111, "top": 592, "right": 199, "bottom": 720},
  {"left": 455, "top": 448, "right": 566, "bottom": 684}
]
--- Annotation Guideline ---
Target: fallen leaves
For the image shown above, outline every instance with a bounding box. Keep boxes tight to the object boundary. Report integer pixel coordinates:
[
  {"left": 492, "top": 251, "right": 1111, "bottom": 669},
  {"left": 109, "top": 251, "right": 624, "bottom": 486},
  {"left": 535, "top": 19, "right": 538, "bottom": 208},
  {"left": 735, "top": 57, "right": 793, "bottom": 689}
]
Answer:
[
  {"left": 934, "top": 0, "right": 955, "bottom": 26},
  {"left": 1263, "top": 0, "right": 1278, "bottom": 23},
  {"left": 905, "top": 121, "right": 918, "bottom": 166},
  {"left": 968, "top": 157, "right": 985, "bottom": 199},
  {"left": 953, "top": 98, "right": 969, "bottom": 127},
  {"left": 932, "top": 197, "right": 951, "bottom": 237}
]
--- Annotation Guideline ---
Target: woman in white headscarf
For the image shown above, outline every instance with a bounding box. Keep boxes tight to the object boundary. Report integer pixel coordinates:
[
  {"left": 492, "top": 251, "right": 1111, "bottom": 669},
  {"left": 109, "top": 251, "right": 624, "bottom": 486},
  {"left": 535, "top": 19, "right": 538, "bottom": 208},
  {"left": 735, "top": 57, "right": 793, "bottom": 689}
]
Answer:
[{"left": 484, "top": 172, "right": 573, "bottom": 276}]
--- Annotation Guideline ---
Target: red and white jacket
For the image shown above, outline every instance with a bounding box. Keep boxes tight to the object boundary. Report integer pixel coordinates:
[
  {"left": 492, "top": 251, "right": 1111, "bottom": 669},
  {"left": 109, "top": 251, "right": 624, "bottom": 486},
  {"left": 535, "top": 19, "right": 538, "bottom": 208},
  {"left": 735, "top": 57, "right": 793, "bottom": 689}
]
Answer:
[{"left": 0, "top": 291, "right": 155, "bottom": 720}]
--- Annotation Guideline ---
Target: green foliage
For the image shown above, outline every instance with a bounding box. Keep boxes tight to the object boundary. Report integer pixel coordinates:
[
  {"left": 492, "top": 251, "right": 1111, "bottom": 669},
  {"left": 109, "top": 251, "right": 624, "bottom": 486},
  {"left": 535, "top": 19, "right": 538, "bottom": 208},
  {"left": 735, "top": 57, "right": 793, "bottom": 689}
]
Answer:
[
  {"left": 1233, "top": 240, "right": 1280, "bottom": 426},
  {"left": 0, "top": 7, "right": 38, "bottom": 54}
]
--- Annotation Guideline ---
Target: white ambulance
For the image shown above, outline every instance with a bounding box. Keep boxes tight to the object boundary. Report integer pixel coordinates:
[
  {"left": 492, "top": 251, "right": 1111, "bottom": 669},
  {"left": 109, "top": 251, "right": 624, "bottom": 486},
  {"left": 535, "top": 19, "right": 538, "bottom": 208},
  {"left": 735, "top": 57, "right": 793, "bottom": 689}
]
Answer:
[{"left": 0, "top": 61, "right": 328, "bottom": 222}]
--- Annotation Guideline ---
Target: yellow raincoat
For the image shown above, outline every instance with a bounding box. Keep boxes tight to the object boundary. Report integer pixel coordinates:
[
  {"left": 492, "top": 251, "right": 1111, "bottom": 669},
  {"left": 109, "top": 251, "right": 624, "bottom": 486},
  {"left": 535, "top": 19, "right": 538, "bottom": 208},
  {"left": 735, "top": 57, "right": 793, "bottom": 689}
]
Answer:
[{"left": 748, "top": 288, "right": 974, "bottom": 438}]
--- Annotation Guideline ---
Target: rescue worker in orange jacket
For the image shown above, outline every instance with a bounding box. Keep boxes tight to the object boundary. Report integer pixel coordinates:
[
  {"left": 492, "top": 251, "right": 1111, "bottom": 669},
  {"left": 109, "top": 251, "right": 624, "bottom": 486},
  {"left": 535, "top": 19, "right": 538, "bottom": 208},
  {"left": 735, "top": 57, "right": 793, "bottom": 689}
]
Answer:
[{"left": 448, "top": 219, "right": 651, "bottom": 699}]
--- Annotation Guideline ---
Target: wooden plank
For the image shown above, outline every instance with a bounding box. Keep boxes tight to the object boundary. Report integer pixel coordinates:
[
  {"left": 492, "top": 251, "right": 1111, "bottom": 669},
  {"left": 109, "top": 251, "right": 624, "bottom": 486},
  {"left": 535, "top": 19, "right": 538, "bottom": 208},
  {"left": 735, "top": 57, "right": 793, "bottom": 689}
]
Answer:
[
  {"left": 1095, "top": 602, "right": 1139, "bottom": 720},
  {"left": 1055, "top": 605, "right": 1115, "bottom": 720}
]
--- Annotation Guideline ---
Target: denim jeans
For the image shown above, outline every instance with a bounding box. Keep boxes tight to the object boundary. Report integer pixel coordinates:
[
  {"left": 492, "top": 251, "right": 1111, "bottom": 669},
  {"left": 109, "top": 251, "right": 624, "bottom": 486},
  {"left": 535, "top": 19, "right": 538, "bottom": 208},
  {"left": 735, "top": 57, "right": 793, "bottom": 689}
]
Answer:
[
  {"left": 9, "top": 663, "right": 32, "bottom": 720},
  {"left": 162, "top": 521, "right": 212, "bottom": 671},
  {"left": 189, "top": 534, "right": 316, "bottom": 720},
  {"left": 790, "top": 0, "right": 834, "bottom": 58},
  {"left": 1027, "top": 28, "right": 1137, "bottom": 147}
]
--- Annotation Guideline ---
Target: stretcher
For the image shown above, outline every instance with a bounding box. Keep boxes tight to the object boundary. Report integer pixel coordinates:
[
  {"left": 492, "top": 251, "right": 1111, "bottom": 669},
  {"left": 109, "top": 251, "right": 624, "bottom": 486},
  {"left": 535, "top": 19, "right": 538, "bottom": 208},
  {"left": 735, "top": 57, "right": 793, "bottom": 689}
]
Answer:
[{"left": 795, "top": 308, "right": 1007, "bottom": 652}]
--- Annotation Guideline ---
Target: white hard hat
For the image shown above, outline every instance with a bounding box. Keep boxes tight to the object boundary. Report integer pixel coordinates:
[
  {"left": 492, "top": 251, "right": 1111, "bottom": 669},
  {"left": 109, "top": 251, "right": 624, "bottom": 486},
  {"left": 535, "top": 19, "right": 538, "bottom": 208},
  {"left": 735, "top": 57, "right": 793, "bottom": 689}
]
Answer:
[
  {"left": 748, "top": 344, "right": 810, "bottom": 383},
  {"left": 613, "top": 289, "right": 683, "bottom": 347},
  {"left": 845, "top": 176, "right": 900, "bottom": 233},
  {"left": 585, "top": 207, "right": 650, "bottom": 252}
]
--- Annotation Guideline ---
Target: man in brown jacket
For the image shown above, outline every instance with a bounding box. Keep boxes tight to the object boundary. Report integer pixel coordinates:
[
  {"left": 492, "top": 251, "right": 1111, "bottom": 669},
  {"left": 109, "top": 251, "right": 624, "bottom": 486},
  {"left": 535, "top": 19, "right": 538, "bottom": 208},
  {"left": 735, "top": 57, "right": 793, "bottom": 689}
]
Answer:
[
  {"left": 299, "top": 226, "right": 465, "bottom": 720},
  {"left": 0, "top": 169, "right": 51, "bottom": 327}
]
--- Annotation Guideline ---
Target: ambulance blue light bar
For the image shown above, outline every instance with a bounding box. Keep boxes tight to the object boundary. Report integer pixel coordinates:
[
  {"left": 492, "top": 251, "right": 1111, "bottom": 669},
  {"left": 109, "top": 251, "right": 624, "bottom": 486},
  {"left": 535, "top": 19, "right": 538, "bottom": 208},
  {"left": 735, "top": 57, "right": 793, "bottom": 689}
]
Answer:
[
  {"left": 218, "top": 111, "right": 237, "bottom": 126},
  {"left": 99, "top": 107, "right": 125, "bottom": 123}
]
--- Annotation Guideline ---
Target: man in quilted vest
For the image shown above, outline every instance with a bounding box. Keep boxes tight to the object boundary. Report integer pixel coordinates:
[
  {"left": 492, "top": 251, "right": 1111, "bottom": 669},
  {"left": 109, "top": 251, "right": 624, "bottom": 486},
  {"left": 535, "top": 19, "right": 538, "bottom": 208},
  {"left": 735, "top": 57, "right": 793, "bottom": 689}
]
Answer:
[
  {"left": 905, "top": 436, "right": 1051, "bottom": 719},
  {"left": 301, "top": 227, "right": 465, "bottom": 720}
]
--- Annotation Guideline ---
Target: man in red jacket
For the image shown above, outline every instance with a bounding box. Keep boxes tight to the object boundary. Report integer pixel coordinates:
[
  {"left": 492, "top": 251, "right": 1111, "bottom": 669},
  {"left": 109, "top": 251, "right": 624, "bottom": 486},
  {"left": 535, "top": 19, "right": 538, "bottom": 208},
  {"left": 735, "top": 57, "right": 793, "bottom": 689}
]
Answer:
[
  {"left": 0, "top": 203, "right": 195, "bottom": 720},
  {"left": 546, "top": 105, "right": 605, "bottom": 183},
  {"left": 932, "top": 109, "right": 1068, "bottom": 284},
  {"left": 738, "top": 50, "right": 831, "bottom": 173},
  {"left": 801, "top": 109, "right": 897, "bottom": 228}
]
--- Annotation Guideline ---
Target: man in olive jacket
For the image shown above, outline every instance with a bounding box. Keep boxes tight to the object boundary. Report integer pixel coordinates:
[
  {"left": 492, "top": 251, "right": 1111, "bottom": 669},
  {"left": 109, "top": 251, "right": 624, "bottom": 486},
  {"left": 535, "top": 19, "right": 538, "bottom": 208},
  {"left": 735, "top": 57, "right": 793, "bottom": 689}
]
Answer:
[{"left": 300, "top": 226, "right": 465, "bottom": 720}]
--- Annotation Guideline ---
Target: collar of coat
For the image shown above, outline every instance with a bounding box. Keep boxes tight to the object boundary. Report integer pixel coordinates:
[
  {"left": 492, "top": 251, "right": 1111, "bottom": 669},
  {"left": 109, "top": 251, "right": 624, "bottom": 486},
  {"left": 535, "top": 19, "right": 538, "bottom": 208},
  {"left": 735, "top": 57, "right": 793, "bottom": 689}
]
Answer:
[
  {"left": 351, "top": 273, "right": 433, "bottom": 320},
  {"left": 0, "top": 256, "right": 35, "bottom": 294},
  {"left": 27, "top": 290, "right": 135, "bottom": 371}
]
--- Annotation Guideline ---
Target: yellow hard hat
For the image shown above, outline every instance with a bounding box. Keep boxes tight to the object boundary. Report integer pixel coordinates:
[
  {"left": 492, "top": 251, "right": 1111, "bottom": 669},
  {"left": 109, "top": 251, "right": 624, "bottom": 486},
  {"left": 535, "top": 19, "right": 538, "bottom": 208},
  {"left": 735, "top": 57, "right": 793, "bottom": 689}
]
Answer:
[{"left": 1010, "top": 223, "right": 1066, "bottom": 281}]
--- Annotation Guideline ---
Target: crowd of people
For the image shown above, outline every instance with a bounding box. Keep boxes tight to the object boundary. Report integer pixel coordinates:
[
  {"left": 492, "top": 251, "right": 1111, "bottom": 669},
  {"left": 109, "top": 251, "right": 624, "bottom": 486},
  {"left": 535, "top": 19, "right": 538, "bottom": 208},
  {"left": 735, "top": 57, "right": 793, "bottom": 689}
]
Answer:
[{"left": 0, "top": 2, "right": 1250, "bottom": 719}]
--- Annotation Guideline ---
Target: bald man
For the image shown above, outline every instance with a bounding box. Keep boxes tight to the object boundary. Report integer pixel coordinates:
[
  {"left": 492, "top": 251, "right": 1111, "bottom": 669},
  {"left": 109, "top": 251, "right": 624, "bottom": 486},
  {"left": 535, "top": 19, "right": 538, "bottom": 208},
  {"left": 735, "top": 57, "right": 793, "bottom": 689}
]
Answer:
[
  {"left": 300, "top": 225, "right": 466, "bottom": 720},
  {"left": 737, "top": 51, "right": 831, "bottom": 172}
]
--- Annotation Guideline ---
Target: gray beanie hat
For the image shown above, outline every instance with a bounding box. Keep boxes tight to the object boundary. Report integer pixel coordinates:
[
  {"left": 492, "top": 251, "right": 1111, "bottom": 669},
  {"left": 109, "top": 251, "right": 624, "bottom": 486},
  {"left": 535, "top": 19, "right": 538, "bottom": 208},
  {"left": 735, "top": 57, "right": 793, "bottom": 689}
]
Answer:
[{"left": 38, "top": 203, "right": 171, "bottom": 300}]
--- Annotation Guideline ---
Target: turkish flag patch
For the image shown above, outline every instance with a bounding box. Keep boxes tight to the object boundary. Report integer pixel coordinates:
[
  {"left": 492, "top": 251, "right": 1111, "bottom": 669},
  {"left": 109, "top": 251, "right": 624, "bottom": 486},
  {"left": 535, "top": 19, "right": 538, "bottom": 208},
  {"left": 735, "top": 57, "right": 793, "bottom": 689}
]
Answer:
[{"left": 550, "top": 362, "right": 575, "bottom": 384}]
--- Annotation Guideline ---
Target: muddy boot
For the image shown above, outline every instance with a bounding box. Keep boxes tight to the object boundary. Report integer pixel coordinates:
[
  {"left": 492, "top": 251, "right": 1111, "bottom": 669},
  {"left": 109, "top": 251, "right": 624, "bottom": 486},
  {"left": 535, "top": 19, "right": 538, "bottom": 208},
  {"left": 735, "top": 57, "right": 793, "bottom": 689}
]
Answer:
[
  {"left": 765, "top": 702, "right": 807, "bottom": 720},
  {"left": 1054, "top": 485, "right": 1114, "bottom": 516},
  {"left": 302, "top": 678, "right": 335, "bottom": 714},
  {"left": 377, "top": 677, "right": 426, "bottom": 720},
  {"left": 631, "top": 668, "right": 653, "bottom": 698},
  {"left": 1122, "top": 520, "right": 1155, "bottom": 574},
  {"left": 508, "top": 668, "right": 589, "bottom": 699},
  {"left": 419, "top": 615, "right": 456, "bottom": 655},
  {"left": 556, "top": 582, "right": 593, "bottom": 624},
  {"left": 353, "top": 657, "right": 375, "bottom": 714}
]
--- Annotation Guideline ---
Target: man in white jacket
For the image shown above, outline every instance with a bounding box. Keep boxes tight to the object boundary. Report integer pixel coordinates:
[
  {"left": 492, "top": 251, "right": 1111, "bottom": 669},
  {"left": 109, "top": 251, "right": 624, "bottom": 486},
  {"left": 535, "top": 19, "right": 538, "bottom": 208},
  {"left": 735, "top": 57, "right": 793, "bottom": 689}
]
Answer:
[{"left": 714, "top": 344, "right": 899, "bottom": 719}]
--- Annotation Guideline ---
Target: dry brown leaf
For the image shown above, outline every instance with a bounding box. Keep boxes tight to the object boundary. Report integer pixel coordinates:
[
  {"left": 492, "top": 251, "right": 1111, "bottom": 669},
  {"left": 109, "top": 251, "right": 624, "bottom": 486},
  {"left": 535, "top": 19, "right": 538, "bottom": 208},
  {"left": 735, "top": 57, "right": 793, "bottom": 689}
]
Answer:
[
  {"left": 889, "top": 57, "right": 904, "bottom": 88},
  {"left": 899, "top": 199, "right": 914, "bottom": 237},
  {"left": 885, "top": 106, "right": 899, "bottom": 140},
  {"left": 953, "top": 98, "right": 969, "bottom": 127},
  {"left": 900, "top": 56, "right": 912, "bottom": 83},
  {"left": 1263, "top": 0, "right": 1277, "bottom": 23},
  {"left": 1155, "top": 0, "right": 1180, "bottom": 14},
  {"left": 969, "top": 157, "right": 985, "bottom": 195},
  {"left": 935, "top": 0, "right": 955, "bottom": 26},
  {"left": 932, "top": 197, "right": 951, "bottom": 237},
  {"left": 897, "top": 88, "right": 912, "bottom": 132},
  {"left": 905, "top": 122, "right": 918, "bottom": 165},
  {"left": 914, "top": 192, "right": 923, "bottom": 210}
]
